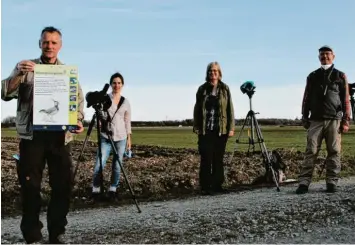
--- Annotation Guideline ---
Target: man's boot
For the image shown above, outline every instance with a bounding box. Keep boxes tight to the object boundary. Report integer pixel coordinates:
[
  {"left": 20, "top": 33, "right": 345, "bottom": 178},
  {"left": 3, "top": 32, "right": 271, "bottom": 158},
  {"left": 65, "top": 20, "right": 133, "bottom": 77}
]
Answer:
[
  {"left": 295, "top": 184, "right": 309, "bottom": 194},
  {"left": 326, "top": 183, "right": 337, "bottom": 193}
]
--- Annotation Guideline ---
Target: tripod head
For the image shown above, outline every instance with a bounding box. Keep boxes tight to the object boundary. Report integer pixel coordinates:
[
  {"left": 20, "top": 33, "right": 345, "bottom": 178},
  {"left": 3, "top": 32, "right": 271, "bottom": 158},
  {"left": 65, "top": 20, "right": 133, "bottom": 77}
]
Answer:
[{"left": 240, "top": 81, "right": 256, "bottom": 98}]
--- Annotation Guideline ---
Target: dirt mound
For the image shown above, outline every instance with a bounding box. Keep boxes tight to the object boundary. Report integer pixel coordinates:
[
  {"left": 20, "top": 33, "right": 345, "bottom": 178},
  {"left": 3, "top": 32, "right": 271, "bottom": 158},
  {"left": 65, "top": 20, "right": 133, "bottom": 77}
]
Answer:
[{"left": 2, "top": 137, "right": 355, "bottom": 217}]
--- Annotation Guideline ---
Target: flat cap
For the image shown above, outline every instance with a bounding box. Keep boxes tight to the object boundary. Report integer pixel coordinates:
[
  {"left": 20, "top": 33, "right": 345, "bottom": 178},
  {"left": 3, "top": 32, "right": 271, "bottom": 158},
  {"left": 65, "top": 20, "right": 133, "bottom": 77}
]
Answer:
[{"left": 319, "top": 45, "right": 333, "bottom": 52}]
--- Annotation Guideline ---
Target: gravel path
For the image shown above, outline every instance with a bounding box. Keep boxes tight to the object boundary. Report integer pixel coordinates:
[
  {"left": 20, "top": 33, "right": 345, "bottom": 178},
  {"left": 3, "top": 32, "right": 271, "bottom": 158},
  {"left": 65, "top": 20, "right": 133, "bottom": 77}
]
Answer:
[{"left": 2, "top": 177, "right": 355, "bottom": 244}]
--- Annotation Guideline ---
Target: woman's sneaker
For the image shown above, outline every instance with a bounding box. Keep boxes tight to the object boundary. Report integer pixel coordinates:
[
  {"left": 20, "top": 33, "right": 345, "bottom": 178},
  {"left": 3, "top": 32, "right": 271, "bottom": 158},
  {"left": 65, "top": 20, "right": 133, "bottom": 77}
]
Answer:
[
  {"left": 92, "top": 186, "right": 101, "bottom": 201},
  {"left": 108, "top": 186, "right": 118, "bottom": 201}
]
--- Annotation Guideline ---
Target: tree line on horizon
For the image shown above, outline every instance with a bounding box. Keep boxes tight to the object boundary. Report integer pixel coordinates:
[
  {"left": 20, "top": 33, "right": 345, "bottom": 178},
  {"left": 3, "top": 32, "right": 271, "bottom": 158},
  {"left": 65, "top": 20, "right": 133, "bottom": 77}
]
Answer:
[{"left": 1, "top": 116, "right": 319, "bottom": 128}]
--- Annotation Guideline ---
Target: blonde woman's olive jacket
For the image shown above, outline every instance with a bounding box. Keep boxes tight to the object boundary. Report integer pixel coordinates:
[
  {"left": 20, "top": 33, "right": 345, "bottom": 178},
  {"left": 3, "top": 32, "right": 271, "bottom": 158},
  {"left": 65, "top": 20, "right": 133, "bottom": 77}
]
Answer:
[{"left": 193, "top": 81, "right": 235, "bottom": 135}]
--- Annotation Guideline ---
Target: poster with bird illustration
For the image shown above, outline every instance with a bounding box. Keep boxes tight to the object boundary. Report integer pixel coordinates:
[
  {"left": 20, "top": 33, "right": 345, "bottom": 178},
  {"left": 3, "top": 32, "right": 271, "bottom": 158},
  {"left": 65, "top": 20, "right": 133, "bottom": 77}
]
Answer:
[{"left": 33, "top": 65, "right": 79, "bottom": 131}]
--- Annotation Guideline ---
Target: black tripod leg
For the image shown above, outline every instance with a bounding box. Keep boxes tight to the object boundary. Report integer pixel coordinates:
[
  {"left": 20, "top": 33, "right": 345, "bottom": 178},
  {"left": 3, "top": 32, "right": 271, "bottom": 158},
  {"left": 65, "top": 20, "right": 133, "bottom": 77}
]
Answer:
[
  {"left": 96, "top": 114, "right": 105, "bottom": 196},
  {"left": 249, "top": 111, "right": 256, "bottom": 153},
  {"left": 107, "top": 135, "right": 142, "bottom": 213},
  {"left": 229, "top": 111, "right": 251, "bottom": 164},
  {"left": 252, "top": 114, "right": 280, "bottom": 192},
  {"left": 72, "top": 114, "right": 96, "bottom": 185},
  {"left": 240, "top": 111, "right": 254, "bottom": 154},
  {"left": 251, "top": 113, "right": 265, "bottom": 152},
  {"left": 236, "top": 111, "right": 251, "bottom": 143}
]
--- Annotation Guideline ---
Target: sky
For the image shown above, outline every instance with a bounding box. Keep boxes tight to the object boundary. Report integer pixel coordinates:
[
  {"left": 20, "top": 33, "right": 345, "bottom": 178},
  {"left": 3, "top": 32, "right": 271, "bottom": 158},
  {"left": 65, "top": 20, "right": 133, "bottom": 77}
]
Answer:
[{"left": 1, "top": 0, "right": 355, "bottom": 121}]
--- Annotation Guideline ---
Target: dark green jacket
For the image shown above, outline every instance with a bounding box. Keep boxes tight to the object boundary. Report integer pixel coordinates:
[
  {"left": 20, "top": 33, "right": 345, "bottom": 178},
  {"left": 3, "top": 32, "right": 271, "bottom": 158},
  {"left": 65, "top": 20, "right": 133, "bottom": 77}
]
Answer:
[{"left": 193, "top": 81, "right": 235, "bottom": 135}]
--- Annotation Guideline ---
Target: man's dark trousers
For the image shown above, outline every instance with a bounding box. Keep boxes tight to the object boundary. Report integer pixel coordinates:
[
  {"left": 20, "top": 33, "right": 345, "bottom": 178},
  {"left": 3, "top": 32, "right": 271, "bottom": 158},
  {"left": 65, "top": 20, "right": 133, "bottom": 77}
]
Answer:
[
  {"left": 198, "top": 131, "right": 228, "bottom": 191},
  {"left": 17, "top": 131, "right": 74, "bottom": 241}
]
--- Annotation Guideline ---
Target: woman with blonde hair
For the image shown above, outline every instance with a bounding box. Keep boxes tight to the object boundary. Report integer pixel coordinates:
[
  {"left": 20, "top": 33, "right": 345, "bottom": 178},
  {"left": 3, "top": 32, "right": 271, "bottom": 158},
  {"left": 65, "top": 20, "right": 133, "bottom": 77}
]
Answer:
[{"left": 193, "top": 61, "right": 235, "bottom": 194}]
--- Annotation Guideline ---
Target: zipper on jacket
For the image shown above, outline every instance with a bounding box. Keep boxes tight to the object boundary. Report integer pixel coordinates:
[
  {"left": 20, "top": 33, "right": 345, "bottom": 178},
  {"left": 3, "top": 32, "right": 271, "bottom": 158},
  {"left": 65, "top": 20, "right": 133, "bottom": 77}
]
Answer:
[
  {"left": 219, "top": 88, "right": 223, "bottom": 136},
  {"left": 202, "top": 91, "right": 207, "bottom": 135}
]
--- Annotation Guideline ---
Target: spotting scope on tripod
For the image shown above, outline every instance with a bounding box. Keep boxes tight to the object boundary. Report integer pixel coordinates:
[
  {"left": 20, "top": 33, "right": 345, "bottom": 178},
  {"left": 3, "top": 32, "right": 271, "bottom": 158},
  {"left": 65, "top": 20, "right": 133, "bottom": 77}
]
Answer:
[
  {"left": 72, "top": 84, "right": 141, "bottom": 213},
  {"left": 229, "top": 81, "right": 281, "bottom": 192}
]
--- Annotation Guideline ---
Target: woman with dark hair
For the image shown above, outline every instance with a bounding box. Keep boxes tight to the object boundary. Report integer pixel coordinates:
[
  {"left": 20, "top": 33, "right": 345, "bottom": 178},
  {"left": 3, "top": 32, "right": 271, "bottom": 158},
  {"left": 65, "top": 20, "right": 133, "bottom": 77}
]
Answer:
[
  {"left": 91, "top": 72, "right": 132, "bottom": 200},
  {"left": 193, "top": 61, "right": 235, "bottom": 195}
]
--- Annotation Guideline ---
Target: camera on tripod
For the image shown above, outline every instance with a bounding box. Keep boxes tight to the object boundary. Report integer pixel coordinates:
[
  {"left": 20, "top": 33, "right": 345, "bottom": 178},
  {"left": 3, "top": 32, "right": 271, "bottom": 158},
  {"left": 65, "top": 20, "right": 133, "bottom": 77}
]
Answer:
[
  {"left": 85, "top": 83, "right": 112, "bottom": 111},
  {"left": 240, "top": 81, "right": 256, "bottom": 97}
]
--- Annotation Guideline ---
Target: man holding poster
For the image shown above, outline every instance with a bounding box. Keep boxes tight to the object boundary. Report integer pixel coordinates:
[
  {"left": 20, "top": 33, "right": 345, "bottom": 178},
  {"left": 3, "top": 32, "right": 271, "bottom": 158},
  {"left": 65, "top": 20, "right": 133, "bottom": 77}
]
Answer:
[{"left": 1, "top": 26, "right": 85, "bottom": 244}]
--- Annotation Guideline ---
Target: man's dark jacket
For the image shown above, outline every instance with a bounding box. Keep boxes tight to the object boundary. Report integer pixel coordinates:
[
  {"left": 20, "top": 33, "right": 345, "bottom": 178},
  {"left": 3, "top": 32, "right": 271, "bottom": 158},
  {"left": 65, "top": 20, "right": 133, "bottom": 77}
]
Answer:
[{"left": 302, "top": 65, "right": 351, "bottom": 126}]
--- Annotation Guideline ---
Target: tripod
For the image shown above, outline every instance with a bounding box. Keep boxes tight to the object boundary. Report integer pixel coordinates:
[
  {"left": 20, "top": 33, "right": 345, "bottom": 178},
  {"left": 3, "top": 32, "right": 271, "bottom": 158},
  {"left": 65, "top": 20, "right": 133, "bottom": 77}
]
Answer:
[
  {"left": 230, "top": 89, "right": 280, "bottom": 192},
  {"left": 73, "top": 103, "right": 142, "bottom": 213}
]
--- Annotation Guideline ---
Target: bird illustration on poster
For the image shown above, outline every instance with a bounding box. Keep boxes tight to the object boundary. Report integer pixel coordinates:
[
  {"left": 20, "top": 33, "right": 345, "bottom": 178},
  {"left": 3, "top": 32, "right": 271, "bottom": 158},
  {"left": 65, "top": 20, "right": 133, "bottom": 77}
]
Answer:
[{"left": 38, "top": 99, "right": 60, "bottom": 122}]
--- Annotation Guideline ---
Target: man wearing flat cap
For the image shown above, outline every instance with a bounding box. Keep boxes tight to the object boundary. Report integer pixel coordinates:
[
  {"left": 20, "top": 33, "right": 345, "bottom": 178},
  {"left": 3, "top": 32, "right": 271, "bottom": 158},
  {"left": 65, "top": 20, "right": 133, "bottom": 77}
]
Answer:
[{"left": 297, "top": 45, "right": 351, "bottom": 194}]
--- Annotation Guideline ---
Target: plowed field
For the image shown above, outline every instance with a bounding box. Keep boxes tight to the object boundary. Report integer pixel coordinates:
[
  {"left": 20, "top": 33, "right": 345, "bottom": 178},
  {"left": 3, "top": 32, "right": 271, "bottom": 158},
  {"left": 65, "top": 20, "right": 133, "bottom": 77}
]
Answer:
[{"left": 2, "top": 136, "right": 355, "bottom": 217}]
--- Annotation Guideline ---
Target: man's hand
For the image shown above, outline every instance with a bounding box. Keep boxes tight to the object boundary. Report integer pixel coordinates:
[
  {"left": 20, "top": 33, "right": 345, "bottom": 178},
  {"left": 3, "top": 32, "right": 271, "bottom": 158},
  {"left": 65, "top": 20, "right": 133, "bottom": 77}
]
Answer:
[
  {"left": 302, "top": 118, "right": 311, "bottom": 130},
  {"left": 73, "top": 121, "right": 84, "bottom": 134},
  {"left": 228, "top": 130, "right": 234, "bottom": 137},
  {"left": 16, "top": 60, "right": 36, "bottom": 74},
  {"left": 339, "top": 121, "right": 349, "bottom": 133}
]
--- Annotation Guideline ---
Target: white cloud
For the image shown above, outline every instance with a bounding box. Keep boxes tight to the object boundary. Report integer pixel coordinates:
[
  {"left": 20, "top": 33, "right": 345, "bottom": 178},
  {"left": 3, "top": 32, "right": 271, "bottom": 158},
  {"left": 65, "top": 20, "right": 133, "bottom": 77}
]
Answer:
[
  {"left": 1, "top": 83, "right": 305, "bottom": 122},
  {"left": 119, "top": 83, "right": 305, "bottom": 121}
]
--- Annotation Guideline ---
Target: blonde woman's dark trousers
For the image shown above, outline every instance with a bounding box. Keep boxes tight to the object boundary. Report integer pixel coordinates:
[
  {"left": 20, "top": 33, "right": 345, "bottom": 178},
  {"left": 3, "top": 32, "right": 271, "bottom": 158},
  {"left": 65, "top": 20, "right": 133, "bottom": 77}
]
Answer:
[{"left": 198, "top": 131, "right": 228, "bottom": 191}]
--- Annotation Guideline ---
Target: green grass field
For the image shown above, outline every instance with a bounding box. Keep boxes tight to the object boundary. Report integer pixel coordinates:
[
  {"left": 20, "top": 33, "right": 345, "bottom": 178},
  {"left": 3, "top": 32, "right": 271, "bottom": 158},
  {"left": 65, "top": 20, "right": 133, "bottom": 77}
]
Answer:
[{"left": 2, "top": 125, "right": 354, "bottom": 156}]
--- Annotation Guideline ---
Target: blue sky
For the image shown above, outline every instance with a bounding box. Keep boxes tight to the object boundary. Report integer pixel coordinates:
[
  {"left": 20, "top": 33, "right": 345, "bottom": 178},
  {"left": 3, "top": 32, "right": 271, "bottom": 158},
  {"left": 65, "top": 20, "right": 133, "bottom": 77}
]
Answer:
[{"left": 1, "top": 0, "right": 355, "bottom": 121}]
